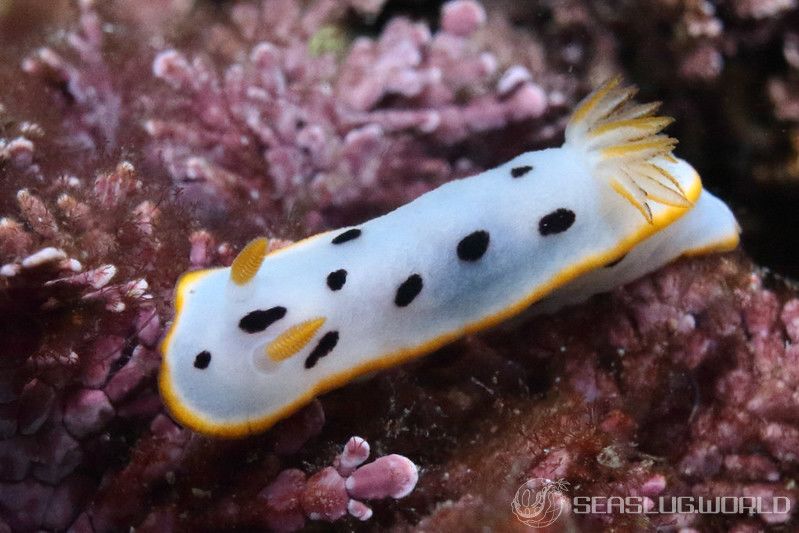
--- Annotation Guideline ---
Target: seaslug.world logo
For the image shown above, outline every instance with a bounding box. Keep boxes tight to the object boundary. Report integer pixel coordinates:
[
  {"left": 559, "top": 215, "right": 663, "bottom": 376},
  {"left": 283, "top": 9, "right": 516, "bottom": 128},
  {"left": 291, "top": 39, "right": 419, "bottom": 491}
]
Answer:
[{"left": 511, "top": 478, "right": 570, "bottom": 528}]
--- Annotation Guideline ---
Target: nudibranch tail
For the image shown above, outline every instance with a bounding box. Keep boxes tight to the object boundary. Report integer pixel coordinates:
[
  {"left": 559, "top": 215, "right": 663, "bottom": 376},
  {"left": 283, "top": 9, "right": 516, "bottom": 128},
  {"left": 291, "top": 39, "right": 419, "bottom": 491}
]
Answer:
[
  {"left": 565, "top": 78, "right": 689, "bottom": 222},
  {"left": 230, "top": 237, "right": 268, "bottom": 285}
]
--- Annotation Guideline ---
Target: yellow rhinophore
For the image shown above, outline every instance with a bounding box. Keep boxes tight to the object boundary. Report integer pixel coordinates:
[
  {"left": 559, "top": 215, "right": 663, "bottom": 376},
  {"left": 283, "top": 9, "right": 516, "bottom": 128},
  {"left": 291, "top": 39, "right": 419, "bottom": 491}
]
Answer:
[
  {"left": 230, "top": 237, "right": 268, "bottom": 285},
  {"left": 267, "top": 317, "right": 327, "bottom": 361}
]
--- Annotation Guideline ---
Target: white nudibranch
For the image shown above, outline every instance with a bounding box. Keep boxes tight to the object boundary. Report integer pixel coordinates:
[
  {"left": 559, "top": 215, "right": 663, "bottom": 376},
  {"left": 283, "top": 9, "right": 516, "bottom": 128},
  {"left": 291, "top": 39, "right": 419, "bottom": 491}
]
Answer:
[{"left": 159, "top": 78, "right": 741, "bottom": 437}]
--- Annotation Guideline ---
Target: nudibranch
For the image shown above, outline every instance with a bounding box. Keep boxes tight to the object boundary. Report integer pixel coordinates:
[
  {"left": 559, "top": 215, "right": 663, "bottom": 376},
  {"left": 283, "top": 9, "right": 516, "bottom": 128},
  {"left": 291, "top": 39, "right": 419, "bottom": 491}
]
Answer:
[{"left": 159, "top": 78, "right": 740, "bottom": 437}]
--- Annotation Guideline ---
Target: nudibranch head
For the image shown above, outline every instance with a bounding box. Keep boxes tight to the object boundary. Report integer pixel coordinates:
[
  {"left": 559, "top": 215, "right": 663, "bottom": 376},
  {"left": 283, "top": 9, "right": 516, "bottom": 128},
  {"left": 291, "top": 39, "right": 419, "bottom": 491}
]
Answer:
[
  {"left": 159, "top": 239, "right": 335, "bottom": 437},
  {"left": 565, "top": 76, "right": 690, "bottom": 222}
]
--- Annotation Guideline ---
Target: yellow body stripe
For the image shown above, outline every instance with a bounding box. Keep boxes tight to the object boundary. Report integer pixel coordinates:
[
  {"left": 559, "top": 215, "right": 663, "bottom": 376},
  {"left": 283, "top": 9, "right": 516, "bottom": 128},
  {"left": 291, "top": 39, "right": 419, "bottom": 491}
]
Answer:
[{"left": 681, "top": 232, "right": 740, "bottom": 257}]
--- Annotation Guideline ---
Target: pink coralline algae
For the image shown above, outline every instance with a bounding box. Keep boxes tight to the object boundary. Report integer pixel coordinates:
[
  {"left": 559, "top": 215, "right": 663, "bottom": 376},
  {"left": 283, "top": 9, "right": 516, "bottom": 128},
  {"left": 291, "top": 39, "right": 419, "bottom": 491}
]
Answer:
[
  {"left": 0, "top": 157, "right": 181, "bottom": 530},
  {"left": 1, "top": 0, "right": 799, "bottom": 532},
  {"left": 260, "top": 436, "right": 418, "bottom": 530},
  {"left": 67, "top": 403, "right": 416, "bottom": 532},
  {"left": 21, "top": 1, "right": 120, "bottom": 153},
  {"left": 146, "top": 0, "right": 550, "bottom": 230}
]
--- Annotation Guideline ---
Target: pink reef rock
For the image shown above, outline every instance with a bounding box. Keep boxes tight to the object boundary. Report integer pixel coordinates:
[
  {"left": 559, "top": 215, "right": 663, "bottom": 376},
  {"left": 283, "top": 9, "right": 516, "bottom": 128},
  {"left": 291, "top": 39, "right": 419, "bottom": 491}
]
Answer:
[{"left": 1, "top": 0, "right": 799, "bottom": 532}]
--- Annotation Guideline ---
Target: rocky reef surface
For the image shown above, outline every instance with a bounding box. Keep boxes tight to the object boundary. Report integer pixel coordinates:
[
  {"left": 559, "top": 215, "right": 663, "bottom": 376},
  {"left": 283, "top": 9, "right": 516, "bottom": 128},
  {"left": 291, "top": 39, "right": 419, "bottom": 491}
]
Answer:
[{"left": 1, "top": 0, "right": 798, "bottom": 531}]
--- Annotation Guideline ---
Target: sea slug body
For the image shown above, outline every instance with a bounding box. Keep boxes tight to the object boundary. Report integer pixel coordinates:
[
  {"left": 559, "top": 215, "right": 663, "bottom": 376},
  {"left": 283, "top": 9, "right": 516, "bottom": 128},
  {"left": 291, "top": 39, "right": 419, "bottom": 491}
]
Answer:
[{"left": 159, "top": 78, "right": 740, "bottom": 437}]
